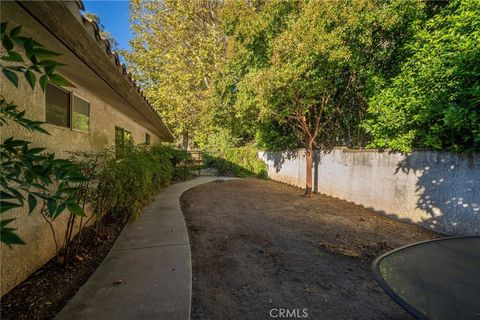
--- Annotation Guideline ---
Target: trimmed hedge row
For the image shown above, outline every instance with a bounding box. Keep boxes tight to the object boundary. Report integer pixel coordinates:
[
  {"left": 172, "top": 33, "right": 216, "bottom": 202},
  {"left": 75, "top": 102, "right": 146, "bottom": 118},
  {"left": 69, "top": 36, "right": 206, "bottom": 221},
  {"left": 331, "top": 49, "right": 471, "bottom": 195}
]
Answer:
[
  {"left": 204, "top": 144, "right": 268, "bottom": 178},
  {"left": 94, "top": 145, "right": 176, "bottom": 221}
]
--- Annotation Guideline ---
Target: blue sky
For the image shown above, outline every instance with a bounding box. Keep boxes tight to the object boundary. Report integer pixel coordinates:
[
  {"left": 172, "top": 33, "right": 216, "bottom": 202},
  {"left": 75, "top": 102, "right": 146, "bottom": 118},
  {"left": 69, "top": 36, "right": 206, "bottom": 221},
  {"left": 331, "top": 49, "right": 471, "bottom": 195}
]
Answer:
[{"left": 83, "top": 1, "right": 133, "bottom": 51}]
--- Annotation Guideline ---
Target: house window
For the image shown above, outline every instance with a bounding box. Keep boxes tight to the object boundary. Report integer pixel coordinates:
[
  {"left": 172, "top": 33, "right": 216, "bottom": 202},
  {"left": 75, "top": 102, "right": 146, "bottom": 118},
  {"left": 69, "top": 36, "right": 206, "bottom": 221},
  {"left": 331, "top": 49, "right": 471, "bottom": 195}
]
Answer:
[
  {"left": 125, "top": 130, "right": 132, "bottom": 144},
  {"left": 115, "top": 126, "right": 125, "bottom": 158},
  {"left": 46, "top": 83, "right": 70, "bottom": 128},
  {"left": 115, "top": 126, "right": 132, "bottom": 158},
  {"left": 145, "top": 133, "right": 151, "bottom": 145},
  {"left": 72, "top": 95, "right": 90, "bottom": 132},
  {"left": 45, "top": 83, "right": 90, "bottom": 132}
]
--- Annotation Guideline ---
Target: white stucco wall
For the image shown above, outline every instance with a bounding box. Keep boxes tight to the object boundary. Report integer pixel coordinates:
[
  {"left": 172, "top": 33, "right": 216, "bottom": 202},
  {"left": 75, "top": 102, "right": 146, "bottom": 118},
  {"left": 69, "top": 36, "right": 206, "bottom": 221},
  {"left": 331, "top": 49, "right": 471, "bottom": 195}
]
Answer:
[{"left": 259, "top": 148, "right": 480, "bottom": 236}]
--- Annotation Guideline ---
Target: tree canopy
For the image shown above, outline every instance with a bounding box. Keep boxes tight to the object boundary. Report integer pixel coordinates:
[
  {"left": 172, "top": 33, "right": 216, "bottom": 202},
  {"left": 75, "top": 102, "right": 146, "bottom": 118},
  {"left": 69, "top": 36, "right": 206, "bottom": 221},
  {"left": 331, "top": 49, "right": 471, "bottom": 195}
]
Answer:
[
  {"left": 125, "top": 0, "right": 479, "bottom": 155},
  {"left": 125, "top": 0, "right": 224, "bottom": 144},
  {"left": 364, "top": 0, "right": 480, "bottom": 152}
]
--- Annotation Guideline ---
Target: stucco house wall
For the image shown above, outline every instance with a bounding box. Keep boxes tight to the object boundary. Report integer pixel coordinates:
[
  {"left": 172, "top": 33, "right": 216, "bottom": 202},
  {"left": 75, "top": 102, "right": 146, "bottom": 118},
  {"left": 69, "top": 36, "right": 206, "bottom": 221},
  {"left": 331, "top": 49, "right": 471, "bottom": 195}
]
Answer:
[
  {"left": 0, "top": 77, "right": 163, "bottom": 157},
  {"left": 0, "top": 76, "right": 163, "bottom": 294},
  {"left": 1, "top": 1, "right": 173, "bottom": 294}
]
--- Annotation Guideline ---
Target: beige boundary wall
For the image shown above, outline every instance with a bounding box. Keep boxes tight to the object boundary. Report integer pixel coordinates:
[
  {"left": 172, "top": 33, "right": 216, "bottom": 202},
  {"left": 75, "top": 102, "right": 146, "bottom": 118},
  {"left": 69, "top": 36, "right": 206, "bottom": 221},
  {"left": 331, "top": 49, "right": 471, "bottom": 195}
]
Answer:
[{"left": 259, "top": 148, "right": 480, "bottom": 236}]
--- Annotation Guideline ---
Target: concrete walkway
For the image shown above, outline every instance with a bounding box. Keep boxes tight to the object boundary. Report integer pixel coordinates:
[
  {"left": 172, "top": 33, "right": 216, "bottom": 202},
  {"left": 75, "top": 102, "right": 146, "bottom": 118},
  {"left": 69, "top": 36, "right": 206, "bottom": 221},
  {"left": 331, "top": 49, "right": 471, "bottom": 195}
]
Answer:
[{"left": 55, "top": 177, "right": 230, "bottom": 320}]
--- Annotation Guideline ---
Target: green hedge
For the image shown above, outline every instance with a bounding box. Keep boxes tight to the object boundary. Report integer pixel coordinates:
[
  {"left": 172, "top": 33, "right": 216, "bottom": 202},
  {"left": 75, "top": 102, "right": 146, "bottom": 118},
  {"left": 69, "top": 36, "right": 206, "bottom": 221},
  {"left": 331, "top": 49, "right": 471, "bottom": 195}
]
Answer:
[
  {"left": 204, "top": 144, "right": 268, "bottom": 178},
  {"left": 95, "top": 144, "right": 174, "bottom": 221},
  {"left": 165, "top": 147, "right": 195, "bottom": 181}
]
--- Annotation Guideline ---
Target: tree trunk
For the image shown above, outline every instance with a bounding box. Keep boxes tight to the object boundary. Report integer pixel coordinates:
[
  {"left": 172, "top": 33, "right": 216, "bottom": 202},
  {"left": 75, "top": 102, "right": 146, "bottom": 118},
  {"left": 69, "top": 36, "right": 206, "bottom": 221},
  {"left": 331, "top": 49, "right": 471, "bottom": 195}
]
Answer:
[
  {"left": 305, "top": 141, "right": 313, "bottom": 196},
  {"left": 182, "top": 130, "right": 189, "bottom": 151}
]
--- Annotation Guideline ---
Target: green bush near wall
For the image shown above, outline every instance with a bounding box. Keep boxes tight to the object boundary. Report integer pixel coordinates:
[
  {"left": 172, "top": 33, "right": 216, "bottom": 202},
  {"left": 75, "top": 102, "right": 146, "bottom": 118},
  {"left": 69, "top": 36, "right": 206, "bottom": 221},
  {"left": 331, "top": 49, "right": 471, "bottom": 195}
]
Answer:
[
  {"left": 95, "top": 144, "right": 174, "bottom": 221},
  {"left": 164, "top": 147, "right": 195, "bottom": 181},
  {"left": 204, "top": 144, "right": 268, "bottom": 178}
]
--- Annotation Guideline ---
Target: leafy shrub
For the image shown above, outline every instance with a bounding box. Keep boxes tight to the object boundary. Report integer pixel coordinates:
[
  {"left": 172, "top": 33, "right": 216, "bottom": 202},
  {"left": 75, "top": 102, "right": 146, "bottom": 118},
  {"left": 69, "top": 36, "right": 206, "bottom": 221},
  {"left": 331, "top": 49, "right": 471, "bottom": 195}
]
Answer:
[
  {"left": 363, "top": 1, "right": 480, "bottom": 152},
  {"left": 162, "top": 147, "right": 195, "bottom": 181},
  {"left": 1, "top": 23, "right": 84, "bottom": 245},
  {"left": 204, "top": 144, "right": 267, "bottom": 178},
  {"left": 255, "top": 120, "right": 302, "bottom": 152},
  {"left": 94, "top": 144, "right": 174, "bottom": 222}
]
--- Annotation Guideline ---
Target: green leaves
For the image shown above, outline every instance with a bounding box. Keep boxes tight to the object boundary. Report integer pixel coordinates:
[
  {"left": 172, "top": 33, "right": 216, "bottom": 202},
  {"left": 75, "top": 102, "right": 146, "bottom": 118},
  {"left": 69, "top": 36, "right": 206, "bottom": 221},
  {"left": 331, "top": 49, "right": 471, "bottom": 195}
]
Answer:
[
  {"left": 2, "top": 33, "right": 14, "bottom": 50},
  {"left": 127, "top": 1, "right": 223, "bottom": 139},
  {"left": 67, "top": 202, "right": 86, "bottom": 217},
  {"left": 1, "top": 21, "right": 72, "bottom": 92},
  {"left": 24, "top": 70, "right": 36, "bottom": 89},
  {"left": 364, "top": 0, "right": 480, "bottom": 152},
  {"left": 1, "top": 51, "right": 23, "bottom": 62},
  {"left": 0, "top": 133, "right": 89, "bottom": 241},
  {"left": 48, "top": 73, "right": 72, "bottom": 87},
  {"left": 2, "top": 68, "right": 18, "bottom": 87},
  {"left": 1, "top": 22, "right": 85, "bottom": 245},
  {"left": 0, "top": 201, "right": 22, "bottom": 214},
  {"left": 1, "top": 98, "right": 50, "bottom": 134},
  {"left": 27, "top": 194, "right": 37, "bottom": 214},
  {"left": 0, "top": 219, "right": 25, "bottom": 245},
  {"left": 39, "top": 74, "right": 48, "bottom": 91},
  {"left": 10, "top": 25, "right": 22, "bottom": 38},
  {"left": 94, "top": 144, "right": 176, "bottom": 220},
  {"left": 204, "top": 144, "right": 267, "bottom": 178},
  {"left": 47, "top": 198, "right": 57, "bottom": 216},
  {"left": 31, "top": 47, "right": 61, "bottom": 59}
]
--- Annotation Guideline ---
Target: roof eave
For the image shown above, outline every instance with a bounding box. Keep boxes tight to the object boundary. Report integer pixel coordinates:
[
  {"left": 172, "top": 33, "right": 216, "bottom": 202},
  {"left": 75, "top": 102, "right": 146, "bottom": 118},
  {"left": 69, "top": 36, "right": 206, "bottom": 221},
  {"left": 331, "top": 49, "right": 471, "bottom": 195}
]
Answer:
[{"left": 17, "top": 0, "right": 174, "bottom": 142}]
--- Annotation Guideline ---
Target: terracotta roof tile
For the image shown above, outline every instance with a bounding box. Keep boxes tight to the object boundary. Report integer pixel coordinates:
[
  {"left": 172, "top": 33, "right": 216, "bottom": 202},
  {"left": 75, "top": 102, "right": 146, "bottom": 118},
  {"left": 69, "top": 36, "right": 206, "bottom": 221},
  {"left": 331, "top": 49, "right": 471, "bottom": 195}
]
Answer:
[{"left": 75, "top": 0, "right": 173, "bottom": 140}]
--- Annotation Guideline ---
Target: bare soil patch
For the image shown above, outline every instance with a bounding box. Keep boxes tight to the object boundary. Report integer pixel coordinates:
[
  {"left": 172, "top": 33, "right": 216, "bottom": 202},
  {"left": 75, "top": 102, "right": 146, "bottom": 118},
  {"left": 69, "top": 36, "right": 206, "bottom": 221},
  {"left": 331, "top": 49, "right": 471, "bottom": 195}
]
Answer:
[
  {"left": 0, "top": 222, "right": 124, "bottom": 320},
  {"left": 181, "top": 178, "right": 440, "bottom": 320}
]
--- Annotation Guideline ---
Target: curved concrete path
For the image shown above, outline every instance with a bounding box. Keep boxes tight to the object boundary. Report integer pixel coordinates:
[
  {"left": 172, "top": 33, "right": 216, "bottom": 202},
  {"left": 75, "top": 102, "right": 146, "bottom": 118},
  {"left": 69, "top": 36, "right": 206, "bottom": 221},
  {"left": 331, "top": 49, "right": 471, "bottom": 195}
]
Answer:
[{"left": 55, "top": 177, "right": 230, "bottom": 320}]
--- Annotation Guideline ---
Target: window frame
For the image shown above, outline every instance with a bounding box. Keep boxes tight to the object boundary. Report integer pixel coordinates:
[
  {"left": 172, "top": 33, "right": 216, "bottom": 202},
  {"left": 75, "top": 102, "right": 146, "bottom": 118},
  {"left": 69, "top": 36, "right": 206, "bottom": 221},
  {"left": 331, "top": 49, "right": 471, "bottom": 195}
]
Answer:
[
  {"left": 44, "top": 82, "right": 90, "bottom": 134},
  {"left": 124, "top": 130, "right": 132, "bottom": 143},
  {"left": 72, "top": 93, "right": 91, "bottom": 133},
  {"left": 44, "top": 82, "right": 71, "bottom": 129},
  {"left": 145, "top": 133, "right": 151, "bottom": 145},
  {"left": 115, "top": 126, "right": 132, "bottom": 158}
]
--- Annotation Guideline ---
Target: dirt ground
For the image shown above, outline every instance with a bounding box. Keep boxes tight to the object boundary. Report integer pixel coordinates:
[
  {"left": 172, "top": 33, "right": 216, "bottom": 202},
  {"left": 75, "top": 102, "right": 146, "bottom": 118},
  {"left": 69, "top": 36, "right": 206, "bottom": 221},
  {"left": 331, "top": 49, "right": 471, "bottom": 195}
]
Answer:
[
  {"left": 1, "top": 222, "right": 124, "bottom": 320},
  {"left": 180, "top": 178, "right": 441, "bottom": 320}
]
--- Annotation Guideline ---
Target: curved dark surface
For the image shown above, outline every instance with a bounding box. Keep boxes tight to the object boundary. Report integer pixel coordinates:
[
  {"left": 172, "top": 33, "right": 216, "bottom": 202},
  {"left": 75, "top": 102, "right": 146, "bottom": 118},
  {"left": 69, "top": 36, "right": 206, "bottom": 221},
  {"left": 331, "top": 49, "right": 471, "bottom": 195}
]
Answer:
[{"left": 373, "top": 236, "right": 480, "bottom": 320}]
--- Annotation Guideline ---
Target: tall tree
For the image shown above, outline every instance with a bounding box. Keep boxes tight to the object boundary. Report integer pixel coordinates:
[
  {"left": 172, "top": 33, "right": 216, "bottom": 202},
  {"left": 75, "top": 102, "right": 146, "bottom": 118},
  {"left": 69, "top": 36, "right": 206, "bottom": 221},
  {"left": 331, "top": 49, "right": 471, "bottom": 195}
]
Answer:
[
  {"left": 125, "top": 0, "right": 224, "bottom": 147},
  {"left": 237, "top": 0, "right": 424, "bottom": 195},
  {"left": 364, "top": 0, "right": 480, "bottom": 152},
  {"left": 214, "top": 0, "right": 300, "bottom": 147}
]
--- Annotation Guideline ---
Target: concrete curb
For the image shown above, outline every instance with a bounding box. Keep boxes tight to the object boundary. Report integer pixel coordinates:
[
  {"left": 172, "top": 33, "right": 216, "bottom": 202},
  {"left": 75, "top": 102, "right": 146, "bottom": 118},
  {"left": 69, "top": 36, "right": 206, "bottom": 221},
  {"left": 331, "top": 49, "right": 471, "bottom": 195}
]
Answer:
[{"left": 55, "top": 177, "right": 231, "bottom": 320}]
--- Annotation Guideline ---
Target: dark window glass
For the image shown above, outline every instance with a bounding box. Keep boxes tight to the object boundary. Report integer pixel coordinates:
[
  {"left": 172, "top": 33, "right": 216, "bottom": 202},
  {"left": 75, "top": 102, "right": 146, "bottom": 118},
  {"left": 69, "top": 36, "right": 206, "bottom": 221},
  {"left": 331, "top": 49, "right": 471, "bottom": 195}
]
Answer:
[
  {"left": 115, "top": 126, "right": 124, "bottom": 158},
  {"left": 145, "top": 133, "right": 151, "bottom": 145},
  {"left": 125, "top": 130, "right": 133, "bottom": 144},
  {"left": 46, "top": 83, "right": 70, "bottom": 127},
  {"left": 72, "top": 96, "right": 90, "bottom": 132},
  {"left": 115, "top": 127, "right": 133, "bottom": 158}
]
